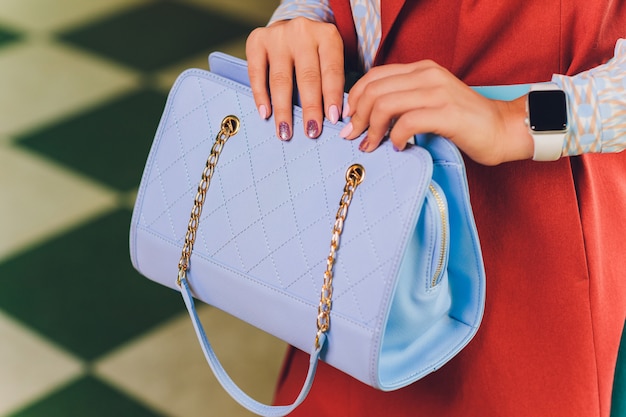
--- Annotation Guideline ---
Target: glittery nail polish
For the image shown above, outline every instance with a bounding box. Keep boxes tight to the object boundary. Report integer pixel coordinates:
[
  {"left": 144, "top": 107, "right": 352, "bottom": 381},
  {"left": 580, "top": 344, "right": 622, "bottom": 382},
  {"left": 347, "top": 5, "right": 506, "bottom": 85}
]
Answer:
[
  {"left": 279, "top": 122, "right": 291, "bottom": 141},
  {"left": 306, "top": 120, "right": 319, "bottom": 138}
]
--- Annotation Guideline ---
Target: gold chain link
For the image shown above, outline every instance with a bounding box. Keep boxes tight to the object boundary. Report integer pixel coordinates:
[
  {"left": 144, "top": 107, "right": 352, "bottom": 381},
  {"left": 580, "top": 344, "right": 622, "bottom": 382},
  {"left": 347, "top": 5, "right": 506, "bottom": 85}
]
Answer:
[
  {"left": 174, "top": 114, "right": 364, "bottom": 351},
  {"left": 315, "top": 164, "right": 365, "bottom": 349},
  {"left": 176, "top": 115, "right": 240, "bottom": 287}
]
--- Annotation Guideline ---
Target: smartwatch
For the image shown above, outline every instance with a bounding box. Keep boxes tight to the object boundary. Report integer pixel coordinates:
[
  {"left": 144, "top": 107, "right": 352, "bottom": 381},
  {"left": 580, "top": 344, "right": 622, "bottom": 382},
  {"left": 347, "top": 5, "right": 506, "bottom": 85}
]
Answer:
[{"left": 526, "top": 83, "right": 569, "bottom": 161}]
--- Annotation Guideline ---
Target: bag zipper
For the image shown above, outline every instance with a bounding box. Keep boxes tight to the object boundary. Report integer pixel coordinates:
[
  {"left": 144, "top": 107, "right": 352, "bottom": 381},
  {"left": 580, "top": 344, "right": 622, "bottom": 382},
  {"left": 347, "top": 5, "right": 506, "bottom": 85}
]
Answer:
[{"left": 428, "top": 183, "right": 448, "bottom": 288}]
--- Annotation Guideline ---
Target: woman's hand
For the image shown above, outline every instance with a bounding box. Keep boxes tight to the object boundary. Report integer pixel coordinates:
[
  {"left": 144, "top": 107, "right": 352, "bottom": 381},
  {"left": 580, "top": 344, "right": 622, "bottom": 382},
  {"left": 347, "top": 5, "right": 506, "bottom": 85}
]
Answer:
[
  {"left": 340, "top": 60, "right": 533, "bottom": 165},
  {"left": 246, "top": 17, "right": 345, "bottom": 140}
]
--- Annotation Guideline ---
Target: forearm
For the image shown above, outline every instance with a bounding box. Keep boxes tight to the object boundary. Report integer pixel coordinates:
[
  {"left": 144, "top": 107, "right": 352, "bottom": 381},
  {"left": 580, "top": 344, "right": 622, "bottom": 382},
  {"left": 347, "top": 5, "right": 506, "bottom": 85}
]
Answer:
[{"left": 467, "top": 38, "right": 626, "bottom": 164}]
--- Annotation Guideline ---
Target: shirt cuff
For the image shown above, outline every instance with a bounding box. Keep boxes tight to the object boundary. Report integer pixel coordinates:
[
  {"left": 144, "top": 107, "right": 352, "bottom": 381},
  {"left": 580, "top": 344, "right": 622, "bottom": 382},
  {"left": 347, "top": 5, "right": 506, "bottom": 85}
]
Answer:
[
  {"left": 552, "top": 39, "right": 626, "bottom": 156},
  {"left": 268, "top": 1, "right": 335, "bottom": 26}
]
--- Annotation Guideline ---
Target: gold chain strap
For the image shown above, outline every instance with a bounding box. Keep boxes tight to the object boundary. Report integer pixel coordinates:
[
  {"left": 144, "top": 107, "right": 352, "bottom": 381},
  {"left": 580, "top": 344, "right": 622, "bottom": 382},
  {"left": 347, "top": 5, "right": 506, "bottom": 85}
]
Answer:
[
  {"left": 175, "top": 115, "right": 365, "bottom": 350},
  {"left": 315, "top": 164, "right": 364, "bottom": 349},
  {"left": 176, "top": 115, "right": 240, "bottom": 287}
]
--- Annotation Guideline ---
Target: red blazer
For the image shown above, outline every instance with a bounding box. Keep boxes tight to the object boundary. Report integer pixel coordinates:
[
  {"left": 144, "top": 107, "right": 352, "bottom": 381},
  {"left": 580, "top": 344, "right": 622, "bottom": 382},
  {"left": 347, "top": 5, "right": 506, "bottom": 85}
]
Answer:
[{"left": 275, "top": 1, "right": 626, "bottom": 416}]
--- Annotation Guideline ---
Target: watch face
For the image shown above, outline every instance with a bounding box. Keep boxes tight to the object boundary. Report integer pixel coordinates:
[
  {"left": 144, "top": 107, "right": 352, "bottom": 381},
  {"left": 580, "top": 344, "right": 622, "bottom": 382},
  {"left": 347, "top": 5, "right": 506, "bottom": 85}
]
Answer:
[{"left": 528, "top": 90, "right": 568, "bottom": 132}]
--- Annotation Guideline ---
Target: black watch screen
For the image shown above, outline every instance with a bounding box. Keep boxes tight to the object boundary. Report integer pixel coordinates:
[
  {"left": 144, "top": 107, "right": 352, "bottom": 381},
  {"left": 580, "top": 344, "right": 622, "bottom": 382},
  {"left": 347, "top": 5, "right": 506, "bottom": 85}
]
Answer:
[{"left": 528, "top": 90, "right": 568, "bottom": 132}]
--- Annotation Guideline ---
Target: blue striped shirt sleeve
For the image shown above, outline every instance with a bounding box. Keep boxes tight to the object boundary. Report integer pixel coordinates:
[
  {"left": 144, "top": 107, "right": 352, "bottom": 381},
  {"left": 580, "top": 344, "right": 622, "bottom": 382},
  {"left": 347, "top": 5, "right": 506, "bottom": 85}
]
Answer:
[
  {"left": 268, "top": 0, "right": 334, "bottom": 25},
  {"left": 552, "top": 39, "right": 626, "bottom": 156}
]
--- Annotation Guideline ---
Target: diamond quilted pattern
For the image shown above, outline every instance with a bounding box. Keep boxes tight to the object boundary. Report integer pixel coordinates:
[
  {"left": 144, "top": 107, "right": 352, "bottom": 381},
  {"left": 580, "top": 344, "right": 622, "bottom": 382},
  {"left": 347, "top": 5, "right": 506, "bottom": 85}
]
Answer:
[
  {"left": 132, "top": 69, "right": 433, "bottom": 329},
  {"left": 129, "top": 66, "right": 493, "bottom": 390},
  {"left": 129, "top": 71, "right": 449, "bottom": 393}
]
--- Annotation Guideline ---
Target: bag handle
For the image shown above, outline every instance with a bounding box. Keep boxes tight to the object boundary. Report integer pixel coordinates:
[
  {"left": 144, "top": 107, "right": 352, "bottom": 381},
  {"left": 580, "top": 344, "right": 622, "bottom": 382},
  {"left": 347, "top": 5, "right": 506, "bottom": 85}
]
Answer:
[
  {"left": 175, "top": 115, "right": 364, "bottom": 417},
  {"left": 179, "top": 277, "right": 323, "bottom": 417}
]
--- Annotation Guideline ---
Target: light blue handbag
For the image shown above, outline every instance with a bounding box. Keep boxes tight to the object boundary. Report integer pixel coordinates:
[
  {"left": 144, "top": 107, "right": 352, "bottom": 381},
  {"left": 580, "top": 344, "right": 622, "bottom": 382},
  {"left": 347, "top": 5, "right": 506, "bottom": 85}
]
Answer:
[{"left": 129, "top": 53, "right": 489, "bottom": 417}]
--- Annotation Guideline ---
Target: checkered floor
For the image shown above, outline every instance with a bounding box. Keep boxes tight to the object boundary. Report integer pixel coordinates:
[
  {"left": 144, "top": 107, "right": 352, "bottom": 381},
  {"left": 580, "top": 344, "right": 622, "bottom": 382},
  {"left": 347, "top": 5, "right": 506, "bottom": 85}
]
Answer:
[
  {"left": 0, "top": 1, "right": 624, "bottom": 416},
  {"left": 0, "top": 1, "right": 288, "bottom": 416}
]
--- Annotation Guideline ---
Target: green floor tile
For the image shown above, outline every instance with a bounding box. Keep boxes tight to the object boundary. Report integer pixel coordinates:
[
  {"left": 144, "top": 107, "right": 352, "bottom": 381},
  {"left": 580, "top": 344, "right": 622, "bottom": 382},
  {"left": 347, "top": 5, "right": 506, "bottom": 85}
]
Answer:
[
  {"left": 17, "top": 89, "right": 166, "bottom": 192},
  {"left": 9, "top": 376, "right": 163, "bottom": 417},
  {"left": 0, "top": 209, "right": 184, "bottom": 360},
  {"left": 0, "top": 26, "right": 20, "bottom": 48},
  {"left": 58, "top": 1, "right": 255, "bottom": 72}
]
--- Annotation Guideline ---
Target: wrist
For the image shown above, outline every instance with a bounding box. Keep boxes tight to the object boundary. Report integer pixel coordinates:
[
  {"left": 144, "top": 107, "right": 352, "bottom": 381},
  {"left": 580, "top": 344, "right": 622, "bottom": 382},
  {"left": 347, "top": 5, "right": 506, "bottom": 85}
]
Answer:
[{"left": 498, "top": 96, "right": 534, "bottom": 163}]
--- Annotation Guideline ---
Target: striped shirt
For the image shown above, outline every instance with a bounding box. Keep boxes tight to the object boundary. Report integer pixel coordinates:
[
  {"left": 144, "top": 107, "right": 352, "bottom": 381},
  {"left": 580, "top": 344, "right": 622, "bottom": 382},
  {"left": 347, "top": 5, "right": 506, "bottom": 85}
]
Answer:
[{"left": 269, "top": 1, "right": 626, "bottom": 156}]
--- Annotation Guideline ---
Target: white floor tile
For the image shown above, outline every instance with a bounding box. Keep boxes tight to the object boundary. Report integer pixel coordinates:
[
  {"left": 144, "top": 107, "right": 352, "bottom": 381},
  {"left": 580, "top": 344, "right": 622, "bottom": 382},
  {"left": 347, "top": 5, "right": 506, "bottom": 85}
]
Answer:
[
  {"left": 0, "top": 310, "right": 84, "bottom": 416},
  {"left": 94, "top": 305, "right": 287, "bottom": 417},
  {"left": 0, "top": 39, "right": 140, "bottom": 137},
  {"left": 0, "top": 145, "right": 118, "bottom": 262}
]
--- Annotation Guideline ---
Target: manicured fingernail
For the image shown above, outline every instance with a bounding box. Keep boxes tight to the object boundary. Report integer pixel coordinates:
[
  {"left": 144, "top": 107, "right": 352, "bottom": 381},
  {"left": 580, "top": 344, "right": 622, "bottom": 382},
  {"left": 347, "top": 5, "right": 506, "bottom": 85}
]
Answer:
[
  {"left": 393, "top": 145, "right": 401, "bottom": 152},
  {"left": 359, "top": 136, "right": 369, "bottom": 152},
  {"left": 279, "top": 122, "right": 291, "bottom": 141},
  {"left": 258, "top": 104, "right": 268, "bottom": 119},
  {"left": 339, "top": 122, "right": 353, "bottom": 138},
  {"left": 306, "top": 120, "right": 319, "bottom": 138},
  {"left": 328, "top": 105, "right": 339, "bottom": 124},
  {"left": 342, "top": 102, "right": 350, "bottom": 119}
]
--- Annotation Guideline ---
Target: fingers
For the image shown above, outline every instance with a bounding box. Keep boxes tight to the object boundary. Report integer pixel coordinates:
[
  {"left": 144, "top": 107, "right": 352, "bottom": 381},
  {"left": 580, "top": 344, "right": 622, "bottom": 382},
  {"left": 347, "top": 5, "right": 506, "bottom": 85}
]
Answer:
[
  {"left": 341, "top": 65, "right": 429, "bottom": 147},
  {"left": 346, "top": 63, "right": 419, "bottom": 107},
  {"left": 344, "top": 60, "right": 516, "bottom": 165},
  {"left": 246, "top": 27, "right": 271, "bottom": 120},
  {"left": 387, "top": 108, "right": 448, "bottom": 150},
  {"left": 246, "top": 18, "right": 345, "bottom": 141},
  {"left": 341, "top": 61, "right": 460, "bottom": 152},
  {"left": 295, "top": 52, "right": 323, "bottom": 139},
  {"left": 319, "top": 28, "right": 345, "bottom": 125},
  {"left": 246, "top": 22, "right": 295, "bottom": 141},
  {"left": 268, "top": 53, "right": 295, "bottom": 140},
  {"left": 340, "top": 65, "right": 421, "bottom": 146},
  {"left": 354, "top": 87, "right": 445, "bottom": 152},
  {"left": 296, "top": 22, "right": 345, "bottom": 138},
  {"left": 248, "top": 32, "right": 501, "bottom": 160}
]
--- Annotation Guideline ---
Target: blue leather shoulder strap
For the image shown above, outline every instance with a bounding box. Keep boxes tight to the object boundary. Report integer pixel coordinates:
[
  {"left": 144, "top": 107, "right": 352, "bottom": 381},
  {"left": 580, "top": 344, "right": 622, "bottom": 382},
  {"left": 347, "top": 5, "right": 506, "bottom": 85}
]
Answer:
[
  {"left": 180, "top": 277, "right": 322, "bottom": 417},
  {"left": 472, "top": 84, "right": 530, "bottom": 100}
]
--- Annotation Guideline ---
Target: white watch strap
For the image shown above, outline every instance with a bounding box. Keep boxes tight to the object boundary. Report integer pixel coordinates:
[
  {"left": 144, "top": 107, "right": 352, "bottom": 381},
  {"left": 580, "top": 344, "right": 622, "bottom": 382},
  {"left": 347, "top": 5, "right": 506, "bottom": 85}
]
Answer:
[
  {"left": 532, "top": 132, "right": 564, "bottom": 161},
  {"left": 530, "top": 82, "right": 559, "bottom": 91},
  {"left": 529, "top": 83, "right": 566, "bottom": 161}
]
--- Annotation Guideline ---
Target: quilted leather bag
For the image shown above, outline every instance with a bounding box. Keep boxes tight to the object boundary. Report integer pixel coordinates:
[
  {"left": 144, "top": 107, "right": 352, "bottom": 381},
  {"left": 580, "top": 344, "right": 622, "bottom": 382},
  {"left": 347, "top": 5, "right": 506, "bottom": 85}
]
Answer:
[{"left": 129, "top": 53, "right": 486, "bottom": 416}]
